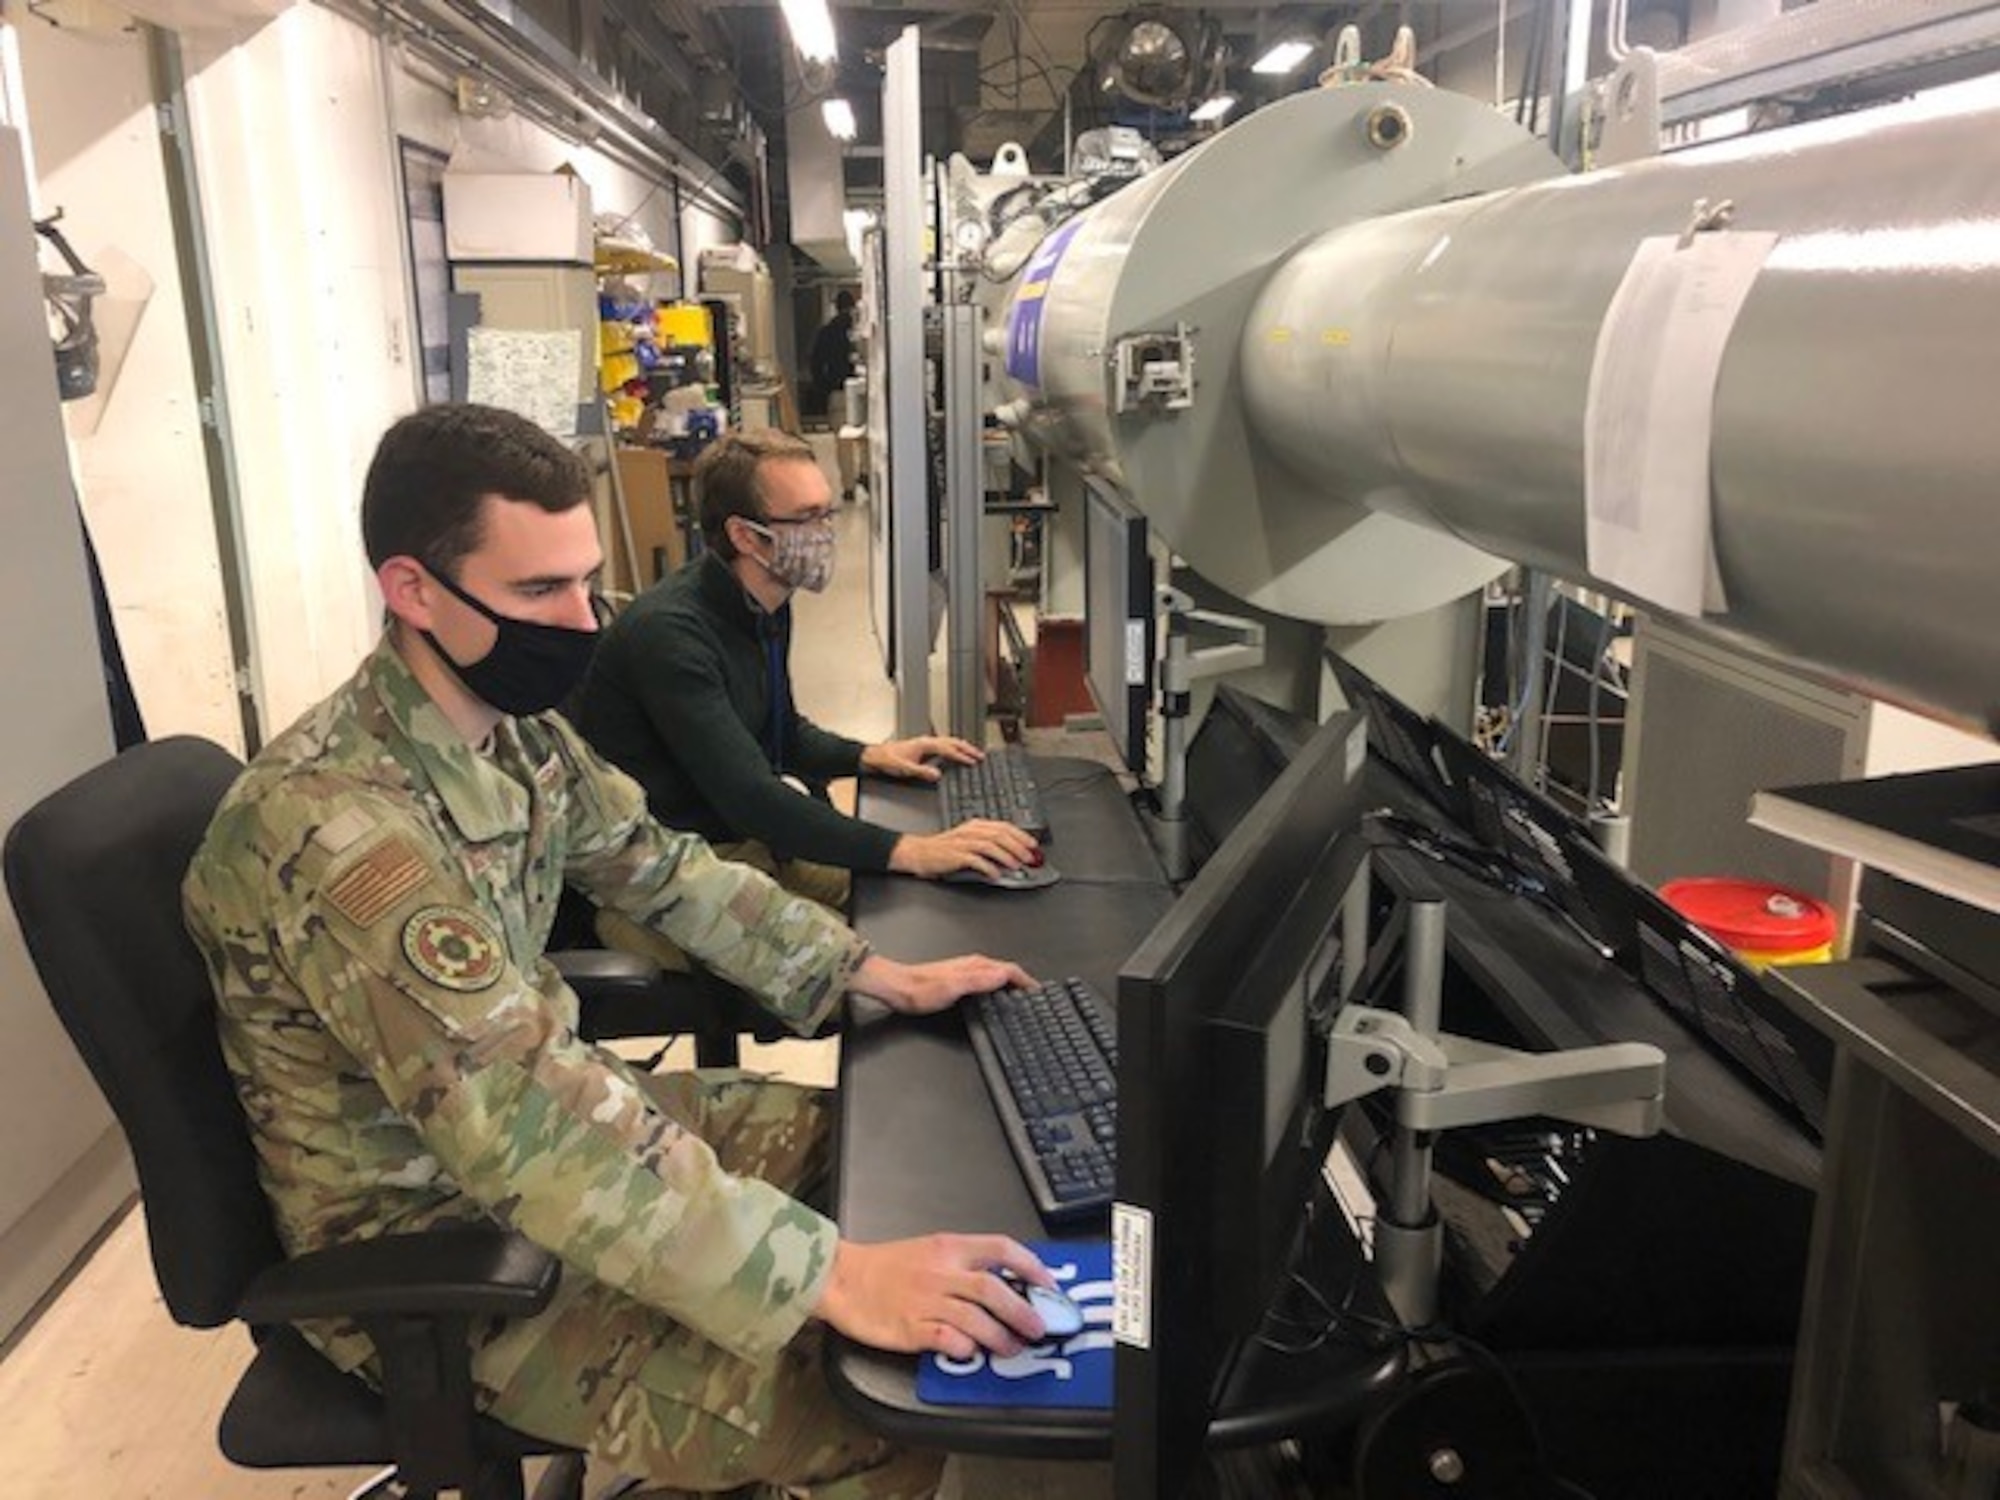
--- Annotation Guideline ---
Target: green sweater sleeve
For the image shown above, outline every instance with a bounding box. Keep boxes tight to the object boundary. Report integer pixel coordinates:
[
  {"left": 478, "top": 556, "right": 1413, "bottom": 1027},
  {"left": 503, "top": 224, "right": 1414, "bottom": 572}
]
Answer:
[
  {"left": 789, "top": 712, "right": 867, "bottom": 784},
  {"left": 624, "top": 613, "right": 902, "bottom": 872}
]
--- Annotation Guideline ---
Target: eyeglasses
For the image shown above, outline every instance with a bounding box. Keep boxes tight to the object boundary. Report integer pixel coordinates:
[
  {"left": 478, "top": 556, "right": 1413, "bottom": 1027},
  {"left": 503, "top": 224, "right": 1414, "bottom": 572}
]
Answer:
[{"left": 755, "top": 509, "right": 836, "bottom": 528}]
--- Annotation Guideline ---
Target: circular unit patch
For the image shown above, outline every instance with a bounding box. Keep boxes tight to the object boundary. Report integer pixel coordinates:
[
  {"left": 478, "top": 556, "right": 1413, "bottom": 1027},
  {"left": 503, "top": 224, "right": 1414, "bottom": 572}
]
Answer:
[{"left": 402, "top": 905, "right": 504, "bottom": 991}]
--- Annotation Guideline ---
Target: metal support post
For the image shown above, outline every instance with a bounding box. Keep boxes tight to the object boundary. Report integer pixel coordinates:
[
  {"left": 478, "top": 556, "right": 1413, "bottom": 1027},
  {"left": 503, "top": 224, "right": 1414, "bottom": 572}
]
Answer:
[
  {"left": 1323, "top": 849, "right": 1667, "bottom": 1328},
  {"left": 882, "top": 27, "right": 930, "bottom": 736},
  {"left": 1151, "top": 613, "right": 1193, "bottom": 881},
  {"left": 1374, "top": 876, "right": 1447, "bottom": 1328},
  {"left": 1591, "top": 810, "right": 1633, "bottom": 868},
  {"left": 1142, "top": 588, "right": 1266, "bottom": 883},
  {"left": 942, "top": 303, "right": 985, "bottom": 741},
  {"left": 1509, "top": 570, "right": 1551, "bottom": 785}
]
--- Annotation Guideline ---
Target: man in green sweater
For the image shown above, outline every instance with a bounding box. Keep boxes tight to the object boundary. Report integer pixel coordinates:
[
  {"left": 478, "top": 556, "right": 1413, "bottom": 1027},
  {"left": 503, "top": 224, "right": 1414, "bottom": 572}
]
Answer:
[{"left": 576, "top": 430, "right": 1036, "bottom": 963}]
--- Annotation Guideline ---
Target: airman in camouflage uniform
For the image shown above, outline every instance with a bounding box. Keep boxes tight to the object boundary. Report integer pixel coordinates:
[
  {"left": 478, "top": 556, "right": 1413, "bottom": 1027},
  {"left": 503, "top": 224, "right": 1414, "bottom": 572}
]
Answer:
[{"left": 182, "top": 404, "right": 1054, "bottom": 1497}]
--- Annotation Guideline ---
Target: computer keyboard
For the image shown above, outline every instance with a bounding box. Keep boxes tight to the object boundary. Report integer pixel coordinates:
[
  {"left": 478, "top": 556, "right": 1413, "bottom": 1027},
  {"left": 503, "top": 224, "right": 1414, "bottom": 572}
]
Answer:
[
  {"left": 963, "top": 977, "right": 1117, "bottom": 1226},
  {"left": 938, "top": 745, "right": 1051, "bottom": 838}
]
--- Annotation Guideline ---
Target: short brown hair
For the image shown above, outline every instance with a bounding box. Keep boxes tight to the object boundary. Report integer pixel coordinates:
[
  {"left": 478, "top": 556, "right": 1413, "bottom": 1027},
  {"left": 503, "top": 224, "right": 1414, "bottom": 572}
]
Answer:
[
  {"left": 362, "top": 404, "right": 591, "bottom": 577},
  {"left": 695, "top": 428, "right": 818, "bottom": 558}
]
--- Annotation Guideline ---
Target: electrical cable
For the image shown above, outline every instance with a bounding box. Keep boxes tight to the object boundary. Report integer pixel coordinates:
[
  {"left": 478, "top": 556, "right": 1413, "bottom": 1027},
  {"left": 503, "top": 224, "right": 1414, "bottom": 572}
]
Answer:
[
  {"left": 1539, "top": 592, "right": 1571, "bottom": 789},
  {"left": 1520, "top": 0, "right": 1552, "bottom": 136},
  {"left": 998, "top": 0, "right": 1065, "bottom": 81},
  {"left": 1494, "top": 589, "right": 1538, "bottom": 756},
  {"left": 1513, "top": 0, "right": 1543, "bottom": 126},
  {"left": 1584, "top": 607, "right": 1617, "bottom": 814},
  {"left": 1254, "top": 1195, "right": 1604, "bottom": 1500}
]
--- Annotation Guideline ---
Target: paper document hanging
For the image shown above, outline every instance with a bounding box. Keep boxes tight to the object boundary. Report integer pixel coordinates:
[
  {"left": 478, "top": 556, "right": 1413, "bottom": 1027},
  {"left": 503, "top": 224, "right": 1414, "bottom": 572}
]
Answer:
[{"left": 1584, "top": 230, "right": 1777, "bottom": 617}]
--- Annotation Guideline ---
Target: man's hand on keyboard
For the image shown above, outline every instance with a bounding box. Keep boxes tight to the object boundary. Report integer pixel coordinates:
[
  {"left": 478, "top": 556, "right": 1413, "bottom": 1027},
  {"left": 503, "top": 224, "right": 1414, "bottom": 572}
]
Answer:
[
  {"left": 861, "top": 733, "right": 983, "bottom": 783},
  {"left": 814, "top": 1234, "right": 1055, "bottom": 1359},
  {"left": 888, "top": 819, "right": 1040, "bottom": 879},
  {"left": 852, "top": 953, "right": 1035, "bottom": 1016}
]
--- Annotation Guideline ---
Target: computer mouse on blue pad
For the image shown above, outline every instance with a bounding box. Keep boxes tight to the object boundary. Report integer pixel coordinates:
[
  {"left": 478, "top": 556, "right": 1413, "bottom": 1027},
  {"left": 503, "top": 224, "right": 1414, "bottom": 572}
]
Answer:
[
  {"left": 944, "top": 862, "right": 1061, "bottom": 891},
  {"left": 995, "top": 1271, "right": 1084, "bottom": 1339}
]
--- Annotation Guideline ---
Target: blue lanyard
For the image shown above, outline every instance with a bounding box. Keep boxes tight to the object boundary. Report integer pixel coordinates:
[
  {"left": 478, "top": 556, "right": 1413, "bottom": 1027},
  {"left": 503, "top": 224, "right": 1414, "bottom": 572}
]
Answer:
[{"left": 763, "top": 625, "right": 785, "bottom": 773}]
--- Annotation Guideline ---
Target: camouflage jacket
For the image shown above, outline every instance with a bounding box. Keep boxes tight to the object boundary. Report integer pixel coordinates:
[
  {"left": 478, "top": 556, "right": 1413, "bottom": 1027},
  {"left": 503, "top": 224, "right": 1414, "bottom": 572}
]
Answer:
[{"left": 183, "top": 636, "right": 866, "bottom": 1368}]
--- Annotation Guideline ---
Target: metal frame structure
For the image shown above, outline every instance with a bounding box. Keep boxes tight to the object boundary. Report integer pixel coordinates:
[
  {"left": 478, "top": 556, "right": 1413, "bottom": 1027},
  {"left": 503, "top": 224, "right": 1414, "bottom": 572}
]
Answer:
[
  {"left": 941, "top": 302, "right": 986, "bottom": 742},
  {"left": 881, "top": 26, "right": 930, "bottom": 737}
]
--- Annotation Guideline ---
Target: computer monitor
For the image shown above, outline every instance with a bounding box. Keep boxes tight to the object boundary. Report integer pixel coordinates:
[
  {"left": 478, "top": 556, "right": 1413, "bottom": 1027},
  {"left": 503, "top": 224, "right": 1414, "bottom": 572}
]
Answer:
[
  {"left": 1431, "top": 728, "right": 1623, "bottom": 958},
  {"left": 1325, "top": 649, "right": 1468, "bottom": 825},
  {"left": 1114, "top": 709, "right": 1374, "bottom": 1498},
  {"left": 1083, "top": 479, "right": 1156, "bottom": 777},
  {"left": 1184, "top": 683, "right": 1317, "bottom": 864},
  {"left": 1623, "top": 881, "right": 1831, "bottom": 1136}
]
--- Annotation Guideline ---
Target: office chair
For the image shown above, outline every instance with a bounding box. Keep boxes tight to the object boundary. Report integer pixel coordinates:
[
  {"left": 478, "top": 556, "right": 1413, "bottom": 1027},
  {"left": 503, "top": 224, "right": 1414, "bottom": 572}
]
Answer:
[
  {"left": 2, "top": 736, "right": 595, "bottom": 1500},
  {"left": 560, "top": 908, "right": 817, "bottom": 1068}
]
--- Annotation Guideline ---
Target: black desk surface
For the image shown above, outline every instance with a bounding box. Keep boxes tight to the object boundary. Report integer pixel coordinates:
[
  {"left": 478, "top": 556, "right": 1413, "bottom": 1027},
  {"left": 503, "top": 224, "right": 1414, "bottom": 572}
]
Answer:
[{"left": 831, "top": 758, "right": 1174, "bottom": 1453}]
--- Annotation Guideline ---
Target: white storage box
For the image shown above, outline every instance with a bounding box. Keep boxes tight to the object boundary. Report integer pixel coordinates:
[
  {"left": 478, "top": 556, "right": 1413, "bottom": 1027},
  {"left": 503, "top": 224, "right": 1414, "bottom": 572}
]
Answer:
[{"left": 443, "top": 172, "right": 593, "bottom": 265}]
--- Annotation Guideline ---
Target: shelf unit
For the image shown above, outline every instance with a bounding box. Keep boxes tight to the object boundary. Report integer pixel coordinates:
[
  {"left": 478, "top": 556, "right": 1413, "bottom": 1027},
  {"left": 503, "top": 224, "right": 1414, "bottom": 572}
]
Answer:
[{"left": 1767, "top": 954, "right": 2000, "bottom": 1499}]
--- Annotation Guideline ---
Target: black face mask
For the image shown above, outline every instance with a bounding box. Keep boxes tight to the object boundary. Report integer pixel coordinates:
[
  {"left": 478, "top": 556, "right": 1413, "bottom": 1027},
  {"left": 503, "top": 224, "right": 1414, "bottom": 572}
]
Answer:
[{"left": 420, "top": 567, "right": 599, "bottom": 717}]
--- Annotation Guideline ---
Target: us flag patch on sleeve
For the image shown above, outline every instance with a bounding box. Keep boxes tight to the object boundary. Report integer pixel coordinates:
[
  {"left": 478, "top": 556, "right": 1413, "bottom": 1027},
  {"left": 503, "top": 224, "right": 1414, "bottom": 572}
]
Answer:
[{"left": 324, "top": 836, "right": 429, "bottom": 928}]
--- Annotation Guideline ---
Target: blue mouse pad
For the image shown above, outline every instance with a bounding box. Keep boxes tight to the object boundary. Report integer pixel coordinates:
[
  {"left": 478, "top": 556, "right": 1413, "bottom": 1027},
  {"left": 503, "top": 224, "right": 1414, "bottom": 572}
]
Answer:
[{"left": 916, "top": 1240, "right": 1114, "bottom": 1409}]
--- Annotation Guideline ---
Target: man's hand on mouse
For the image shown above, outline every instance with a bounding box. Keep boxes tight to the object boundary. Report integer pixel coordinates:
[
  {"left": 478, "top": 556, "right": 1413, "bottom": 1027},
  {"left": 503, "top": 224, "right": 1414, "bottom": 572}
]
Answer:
[
  {"left": 851, "top": 953, "right": 1035, "bottom": 1016},
  {"left": 888, "top": 819, "right": 1040, "bottom": 880},
  {"left": 862, "top": 734, "right": 983, "bottom": 783},
  {"left": 814, "top": 1234, "right": 1058, "bottom": 1359}
]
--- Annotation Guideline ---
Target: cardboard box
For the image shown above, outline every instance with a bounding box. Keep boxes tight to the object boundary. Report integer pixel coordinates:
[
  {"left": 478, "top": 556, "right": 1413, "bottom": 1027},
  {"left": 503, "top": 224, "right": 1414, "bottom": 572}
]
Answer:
[
  {"left": 614, "top": 448, "right": 690, "bottom": 592},
  {"left": 443, "top": 172, "right": 593, "bottom": 265}
]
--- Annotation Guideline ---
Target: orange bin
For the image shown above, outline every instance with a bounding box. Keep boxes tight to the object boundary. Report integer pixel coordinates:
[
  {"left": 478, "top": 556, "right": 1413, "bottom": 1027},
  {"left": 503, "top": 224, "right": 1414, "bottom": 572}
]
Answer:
[{"left": 1659, "top": 877, "right": 1837, "bottom": 968}]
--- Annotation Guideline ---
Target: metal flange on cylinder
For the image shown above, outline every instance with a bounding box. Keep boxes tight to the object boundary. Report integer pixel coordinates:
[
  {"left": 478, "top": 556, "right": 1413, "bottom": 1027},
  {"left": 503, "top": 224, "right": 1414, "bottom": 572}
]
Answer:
[
  {"left": 995, "top": 84, "right": 1563, "bottom": 626},
  {"left": 1240, "top": 88, "right": 2000, "bottom": 733}
]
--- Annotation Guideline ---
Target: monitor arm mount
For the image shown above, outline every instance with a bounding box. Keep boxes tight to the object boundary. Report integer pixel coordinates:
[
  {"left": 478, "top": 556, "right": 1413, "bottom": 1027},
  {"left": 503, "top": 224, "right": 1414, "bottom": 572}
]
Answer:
[
  {"left": 1322, "top": 848, "right": 1666, "bottom": 1326},
  {"left": 1148, "top": 584, "right": 1267, "bottom": 882}
]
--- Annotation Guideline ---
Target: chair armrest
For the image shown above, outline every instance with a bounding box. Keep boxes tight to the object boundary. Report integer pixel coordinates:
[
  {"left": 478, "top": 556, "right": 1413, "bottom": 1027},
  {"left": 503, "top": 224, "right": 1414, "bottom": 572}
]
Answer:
[
  {"left": 549, "top": 947, "right": 662, "bottom": 1000},
  {"left": 239, "top": 1227, "right": 559, "bottom": 1324}
]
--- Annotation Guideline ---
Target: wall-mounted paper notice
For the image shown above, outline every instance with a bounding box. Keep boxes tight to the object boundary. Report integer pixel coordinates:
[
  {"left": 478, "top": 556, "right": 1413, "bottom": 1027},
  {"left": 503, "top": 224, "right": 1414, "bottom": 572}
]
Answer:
[
  {"left": 1584, "top": 231, "right": 1778, "bottom": 617},
  {"left": 465, "top": 327, "right": 582, "bottom": 438}
]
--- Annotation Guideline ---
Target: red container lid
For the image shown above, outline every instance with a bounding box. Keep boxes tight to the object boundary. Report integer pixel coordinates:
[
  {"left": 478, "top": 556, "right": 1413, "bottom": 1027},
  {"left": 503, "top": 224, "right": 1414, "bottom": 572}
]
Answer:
[{"left": 1659, "top": 877, "right": 1837, "bottom": 954}]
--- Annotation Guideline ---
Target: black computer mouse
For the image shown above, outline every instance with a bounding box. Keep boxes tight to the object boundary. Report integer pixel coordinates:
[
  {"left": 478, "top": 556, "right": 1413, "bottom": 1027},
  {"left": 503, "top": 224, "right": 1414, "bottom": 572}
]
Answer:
[{"left": 943, "top": 862, "right": 1061, "bottom": 891}]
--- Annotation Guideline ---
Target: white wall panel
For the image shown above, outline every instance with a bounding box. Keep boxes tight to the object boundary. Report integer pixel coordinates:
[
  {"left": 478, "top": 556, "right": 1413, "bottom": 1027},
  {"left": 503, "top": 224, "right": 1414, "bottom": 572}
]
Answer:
[{"left": 180, "top": 5, "right": 401, "bottom": 735}]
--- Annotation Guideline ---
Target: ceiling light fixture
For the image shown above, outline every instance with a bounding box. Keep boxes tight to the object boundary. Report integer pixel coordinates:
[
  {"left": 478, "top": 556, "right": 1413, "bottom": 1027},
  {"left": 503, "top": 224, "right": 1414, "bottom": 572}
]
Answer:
[
  {"left": 1189, "top": 93, "right": 1237, "bottom": 123},
  {"left": 780, "top": 0, "right": 839, "bottom": 64},
  {"left": 822, "top": 97, "right": 857, "bottom": 141},
  {"left": 1251, "top": 38, "right": 1315, "bottom": 75},
  {"left": 1101, "top": 8, "right": 1212, "bottom": 108}
]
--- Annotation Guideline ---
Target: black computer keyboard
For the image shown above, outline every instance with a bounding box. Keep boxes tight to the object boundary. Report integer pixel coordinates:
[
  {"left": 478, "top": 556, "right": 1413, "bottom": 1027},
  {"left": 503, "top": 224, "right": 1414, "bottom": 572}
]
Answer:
[
  {"left": 963, "top": 977, "right": 1117, "bottom": 1225},
  {"left": 938, "top": 745, "right": 1051, "bottom": 837}
]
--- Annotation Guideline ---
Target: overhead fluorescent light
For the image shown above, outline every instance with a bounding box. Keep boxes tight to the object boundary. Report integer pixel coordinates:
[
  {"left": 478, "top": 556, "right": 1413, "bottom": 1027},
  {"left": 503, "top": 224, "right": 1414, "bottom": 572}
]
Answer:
[
  {"left": 822, "top": 97, "right": 857, "bottom": 141},
  {"left": 1251, "top": 39, "right": 1315, "bottom": 75},
  {"left": 843, "top": 207, "right": 876, "bottom": 262},
  {"left": 780, "top": 0, "right": 839, "bottom": 64},
  {"left": 1190, "top": 93, "right": 1237, "bottom": 123}
]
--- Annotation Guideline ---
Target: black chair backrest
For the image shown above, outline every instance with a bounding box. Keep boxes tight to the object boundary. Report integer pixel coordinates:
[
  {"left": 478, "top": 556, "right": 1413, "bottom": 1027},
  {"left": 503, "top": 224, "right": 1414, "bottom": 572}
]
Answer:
[{"left": 3, "top": 736, "right": 281, "bottom": 1329}]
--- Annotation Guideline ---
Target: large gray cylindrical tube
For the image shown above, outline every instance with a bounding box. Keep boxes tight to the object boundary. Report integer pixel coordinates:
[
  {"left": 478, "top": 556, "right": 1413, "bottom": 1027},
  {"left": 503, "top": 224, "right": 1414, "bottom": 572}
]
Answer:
[
  {"left": 1243, "top": 94, "right": 2000, "bottom": 732},
  {"left": 993, "top": 85, "right": 1563, "bottom": 625}
]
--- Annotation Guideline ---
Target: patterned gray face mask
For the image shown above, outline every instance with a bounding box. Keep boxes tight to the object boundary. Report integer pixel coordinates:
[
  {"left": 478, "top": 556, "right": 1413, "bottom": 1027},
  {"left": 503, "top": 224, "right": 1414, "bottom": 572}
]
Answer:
[{"left": 745, "top": 515, "right": 837, "bottom": 593}]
